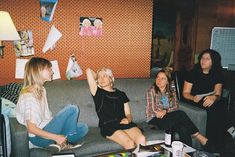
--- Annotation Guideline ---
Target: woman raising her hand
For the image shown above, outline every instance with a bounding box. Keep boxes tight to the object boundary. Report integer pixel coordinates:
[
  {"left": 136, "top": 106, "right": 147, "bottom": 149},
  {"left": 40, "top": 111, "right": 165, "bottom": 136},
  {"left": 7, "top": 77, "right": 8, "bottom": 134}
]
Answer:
[{"left": 86, "top": 67, "right": 146, "bottom": 149}]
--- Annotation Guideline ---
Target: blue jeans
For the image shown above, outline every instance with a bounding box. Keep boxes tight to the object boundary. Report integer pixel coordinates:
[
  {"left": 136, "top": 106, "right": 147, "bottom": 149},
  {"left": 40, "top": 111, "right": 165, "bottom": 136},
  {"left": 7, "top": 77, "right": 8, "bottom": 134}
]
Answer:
[{"left": 29, "top": 104, "right": 88, "bottom": 147}]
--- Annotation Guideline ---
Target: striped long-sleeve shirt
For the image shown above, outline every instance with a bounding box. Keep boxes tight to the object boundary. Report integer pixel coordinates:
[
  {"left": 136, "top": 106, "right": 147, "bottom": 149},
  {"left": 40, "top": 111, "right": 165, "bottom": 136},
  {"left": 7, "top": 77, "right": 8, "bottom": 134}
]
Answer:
[{"left": 146, "top": 85, "right": 179, "bottom": 122}]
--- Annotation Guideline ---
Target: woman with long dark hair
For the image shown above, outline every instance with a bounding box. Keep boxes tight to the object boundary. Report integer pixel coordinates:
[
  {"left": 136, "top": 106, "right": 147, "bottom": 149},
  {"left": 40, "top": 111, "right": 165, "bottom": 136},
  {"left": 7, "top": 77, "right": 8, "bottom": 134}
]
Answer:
[{"left": 183, "top": 49, "right": 226, "bottom": 152}]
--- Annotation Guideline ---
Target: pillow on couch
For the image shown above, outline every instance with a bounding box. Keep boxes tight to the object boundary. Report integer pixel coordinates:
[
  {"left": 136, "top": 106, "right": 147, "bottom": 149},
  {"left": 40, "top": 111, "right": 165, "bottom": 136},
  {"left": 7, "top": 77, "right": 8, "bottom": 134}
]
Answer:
[
  {"left": 0, "top": 82, "right": 22, "bottom": 104},
  {"left": 1, "top": 97, "right": 16, "bottom": 117}
]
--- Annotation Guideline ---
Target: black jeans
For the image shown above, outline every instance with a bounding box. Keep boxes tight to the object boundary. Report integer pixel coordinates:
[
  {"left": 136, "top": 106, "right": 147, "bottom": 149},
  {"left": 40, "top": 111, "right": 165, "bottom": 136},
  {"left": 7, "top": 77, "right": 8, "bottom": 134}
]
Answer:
[
  {"left": 187, "top": 98, "right": 227, "bottom": 150},
  {"left": 148, "top": 110, "right": 199, "bottom": 146}
]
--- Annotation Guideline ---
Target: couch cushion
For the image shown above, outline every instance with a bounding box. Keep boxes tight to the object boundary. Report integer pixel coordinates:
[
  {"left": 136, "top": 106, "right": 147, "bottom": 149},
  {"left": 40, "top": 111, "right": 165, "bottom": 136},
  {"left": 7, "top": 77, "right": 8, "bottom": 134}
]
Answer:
[
  {"left": 114, "top": 78, "right": 154, "bottom": 123},
  {"left": 45, "top": 80, "right": 99, "bottom": 127}
]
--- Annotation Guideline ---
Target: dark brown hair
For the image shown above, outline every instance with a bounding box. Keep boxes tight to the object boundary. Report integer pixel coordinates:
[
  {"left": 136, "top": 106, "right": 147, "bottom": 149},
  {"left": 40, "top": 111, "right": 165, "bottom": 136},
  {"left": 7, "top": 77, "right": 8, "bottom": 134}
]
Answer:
[{"left": 153, "top": 67, "right": 174, "bottom": 100}]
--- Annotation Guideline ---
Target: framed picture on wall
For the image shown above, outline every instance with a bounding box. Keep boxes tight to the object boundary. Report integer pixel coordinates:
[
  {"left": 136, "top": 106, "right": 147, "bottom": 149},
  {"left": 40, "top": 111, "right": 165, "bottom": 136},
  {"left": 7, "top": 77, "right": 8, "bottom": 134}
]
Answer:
[
  {"left": 13, "top": 30, "right": 35, "bottom": 57},
  {"left": 79, "top": 17, "right": 103, "bottom": 37}
]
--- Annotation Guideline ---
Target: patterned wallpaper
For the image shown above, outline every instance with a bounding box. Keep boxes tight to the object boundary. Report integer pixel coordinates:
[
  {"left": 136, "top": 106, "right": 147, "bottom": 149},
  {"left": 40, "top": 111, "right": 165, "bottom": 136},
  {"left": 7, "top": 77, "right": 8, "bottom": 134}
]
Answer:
[{"left": 0, "top": 0, "right": 153, "bottom": 85}]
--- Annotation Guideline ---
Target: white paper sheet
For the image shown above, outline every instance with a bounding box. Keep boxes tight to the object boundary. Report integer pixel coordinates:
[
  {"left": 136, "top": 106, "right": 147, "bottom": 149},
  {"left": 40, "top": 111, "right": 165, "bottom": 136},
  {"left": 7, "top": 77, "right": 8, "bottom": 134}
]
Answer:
[
  {"left": 15, "top": 59, "right": 61, "bottom": 80},
  {"left": 15, "top": 59, "right": 29, "bottom": 79},
  {"left": 42, "top": 25, "right": 62, "bottom": 53},
  {"left": 161, "top": 143, "right": 196, "bottom": 153},
  {"left": 51, "top": 60, "right": 61, "bottom": 80},
  {"left": 196, "top": 91, "right": 215, "bottom": 101}
]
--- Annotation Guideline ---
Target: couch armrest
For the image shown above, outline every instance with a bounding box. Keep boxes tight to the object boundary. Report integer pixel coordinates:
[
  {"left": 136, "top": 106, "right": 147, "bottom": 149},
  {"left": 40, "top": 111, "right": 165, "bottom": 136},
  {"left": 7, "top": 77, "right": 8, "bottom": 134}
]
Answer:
[
  {"left": 9, "top": 118, "right": 29, "bottom": 157},
  {"left": 179, "top": 101, "right": 207, "bottom": 135}
]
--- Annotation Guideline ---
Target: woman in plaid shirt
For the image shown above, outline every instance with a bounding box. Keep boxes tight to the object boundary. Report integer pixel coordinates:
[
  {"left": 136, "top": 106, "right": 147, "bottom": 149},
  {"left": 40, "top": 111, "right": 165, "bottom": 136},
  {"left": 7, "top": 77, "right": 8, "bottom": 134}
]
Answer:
[{"left": 146, "top": 68, "right": 213, "bottom": 150}]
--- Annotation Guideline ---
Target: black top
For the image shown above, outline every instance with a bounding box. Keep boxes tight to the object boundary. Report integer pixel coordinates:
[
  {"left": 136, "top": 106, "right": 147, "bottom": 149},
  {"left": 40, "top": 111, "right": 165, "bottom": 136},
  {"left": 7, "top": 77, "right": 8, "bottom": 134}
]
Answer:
[
  {"left": 92, "top": 87, "right": 129, "bottom": 127},
  {"left": 185, "top": 69, "right": 223, "bottom": 95}
]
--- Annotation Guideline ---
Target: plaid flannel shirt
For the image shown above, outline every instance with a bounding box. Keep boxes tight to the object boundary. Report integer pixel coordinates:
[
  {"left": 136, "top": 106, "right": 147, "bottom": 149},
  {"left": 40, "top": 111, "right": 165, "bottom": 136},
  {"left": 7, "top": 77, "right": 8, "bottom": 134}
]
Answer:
[{"left": 146, "top": 85, "right": 179, "bottom": 122}]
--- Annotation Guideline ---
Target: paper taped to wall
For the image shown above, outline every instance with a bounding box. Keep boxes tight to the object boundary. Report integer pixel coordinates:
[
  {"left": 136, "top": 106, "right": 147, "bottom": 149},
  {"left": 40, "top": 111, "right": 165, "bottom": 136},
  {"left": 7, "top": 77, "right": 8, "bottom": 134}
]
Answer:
[
  {"left": 40, "top": 0, "right": 58, "bottom": 22},
  {"left": 15, "top": 59, "right": 29, "bottom": 79},
  {"left": 42, "top": 25, "right": 62, "bottom": 53},
  {"left": 66, "top": 54, "right": 83, "bottom": 80},
  {"left": 15, "top": 59, "right": 61, "bottom": 80},
  {"left": 51, "top": 60, "right": 61, "bottom": 80}
]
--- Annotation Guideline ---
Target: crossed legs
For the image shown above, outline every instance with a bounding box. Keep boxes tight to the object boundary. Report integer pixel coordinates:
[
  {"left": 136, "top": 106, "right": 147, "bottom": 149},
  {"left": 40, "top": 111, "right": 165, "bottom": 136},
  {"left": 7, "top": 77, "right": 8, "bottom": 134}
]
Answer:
[{"left": 106, "top": 127, "right": 146, "bottom": 149}]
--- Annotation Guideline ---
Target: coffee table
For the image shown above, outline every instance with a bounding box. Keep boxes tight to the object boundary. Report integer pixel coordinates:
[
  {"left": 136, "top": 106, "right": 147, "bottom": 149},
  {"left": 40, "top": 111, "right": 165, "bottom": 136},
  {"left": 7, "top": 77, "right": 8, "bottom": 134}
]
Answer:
[{"left": 94, "top": 142, "right": 195, "bottom": 157}]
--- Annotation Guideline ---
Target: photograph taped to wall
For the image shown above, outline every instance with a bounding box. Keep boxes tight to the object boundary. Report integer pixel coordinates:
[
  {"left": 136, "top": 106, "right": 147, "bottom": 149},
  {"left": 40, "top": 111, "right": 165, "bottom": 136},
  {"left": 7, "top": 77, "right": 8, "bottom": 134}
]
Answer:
[
  {"left": 66, "top": 54, "right": 83, "bottom": 80},
  {"left": 13, "top": 30, "right": 35, "bottom": 57},
  {"left": 79, "top": 17, "right": 103, "bottom": 37},
  {"left": 40, "top": 0, "right": 58, "bottom": 22}
]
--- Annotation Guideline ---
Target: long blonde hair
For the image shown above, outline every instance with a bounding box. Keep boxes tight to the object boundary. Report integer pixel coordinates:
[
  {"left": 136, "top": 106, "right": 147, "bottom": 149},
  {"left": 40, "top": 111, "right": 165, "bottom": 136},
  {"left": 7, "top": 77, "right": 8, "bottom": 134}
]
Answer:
[{"left": 23, "top": 57, "right": 52, "bottom": 100}]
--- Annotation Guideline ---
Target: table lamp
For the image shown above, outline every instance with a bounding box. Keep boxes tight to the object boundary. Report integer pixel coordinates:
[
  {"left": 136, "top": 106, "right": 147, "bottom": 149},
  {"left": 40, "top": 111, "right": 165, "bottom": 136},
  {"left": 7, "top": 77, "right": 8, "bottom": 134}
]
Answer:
[{"left": 0, "top": 11, "right": 20, "bottom": 58}]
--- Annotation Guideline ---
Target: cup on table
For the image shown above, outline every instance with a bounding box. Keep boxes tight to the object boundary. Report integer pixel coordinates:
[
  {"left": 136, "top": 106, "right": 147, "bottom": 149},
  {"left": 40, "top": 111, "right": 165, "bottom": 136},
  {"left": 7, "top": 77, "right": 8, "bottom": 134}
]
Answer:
[{"left": 172, "top": 141, "right": 184, "bottom": 157}]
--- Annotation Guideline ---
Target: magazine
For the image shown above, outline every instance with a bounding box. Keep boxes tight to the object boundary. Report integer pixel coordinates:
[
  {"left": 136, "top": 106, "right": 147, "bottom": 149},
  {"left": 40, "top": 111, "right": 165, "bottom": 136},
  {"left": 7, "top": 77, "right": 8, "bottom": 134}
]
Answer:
[
  {"left": 40, "top": 0, "right": 58, "bottom": 22},
  {"left": 132, "top": 144, "right": 164, "bottom": 157}
]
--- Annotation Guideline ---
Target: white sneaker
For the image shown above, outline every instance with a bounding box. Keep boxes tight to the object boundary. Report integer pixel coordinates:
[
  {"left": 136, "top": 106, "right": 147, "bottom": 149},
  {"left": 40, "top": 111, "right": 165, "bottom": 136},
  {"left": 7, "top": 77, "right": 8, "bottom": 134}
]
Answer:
[
  {"left": 47, "top": 144, "right": 61, "bottom": 152},
  {"left": 60, "top": 142, "right": 83, "bottom": 151},
  {"left": 227, "top": 126, "right": 235, "bottom": 139}
]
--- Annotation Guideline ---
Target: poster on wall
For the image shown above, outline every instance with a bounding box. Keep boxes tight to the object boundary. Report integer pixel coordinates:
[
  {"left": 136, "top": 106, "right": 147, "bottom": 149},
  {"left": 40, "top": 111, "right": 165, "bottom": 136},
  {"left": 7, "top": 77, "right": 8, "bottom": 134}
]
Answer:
[
  {"left": 13, "top": 30, "right": 35, "bottom": 57},
  {"left": 40, "top": 0, "right": 58, "bottom": 22},
  {"left": 79, "top": 17, "right": 103, "bottom": 37}
]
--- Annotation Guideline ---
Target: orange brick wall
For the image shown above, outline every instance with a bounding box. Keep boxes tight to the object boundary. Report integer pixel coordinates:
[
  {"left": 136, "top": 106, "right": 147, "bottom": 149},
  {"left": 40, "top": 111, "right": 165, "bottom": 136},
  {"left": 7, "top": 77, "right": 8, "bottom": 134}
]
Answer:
[{"left": 0, "top": 0, "right": 153, "bottom": 85}]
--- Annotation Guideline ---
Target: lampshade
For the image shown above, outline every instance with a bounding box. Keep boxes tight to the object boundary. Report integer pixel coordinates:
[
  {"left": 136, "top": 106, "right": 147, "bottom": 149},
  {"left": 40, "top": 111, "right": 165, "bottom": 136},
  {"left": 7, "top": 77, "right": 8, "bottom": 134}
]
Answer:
[{"left": 0, "top": 11, "right": 20, "bottom": 41}]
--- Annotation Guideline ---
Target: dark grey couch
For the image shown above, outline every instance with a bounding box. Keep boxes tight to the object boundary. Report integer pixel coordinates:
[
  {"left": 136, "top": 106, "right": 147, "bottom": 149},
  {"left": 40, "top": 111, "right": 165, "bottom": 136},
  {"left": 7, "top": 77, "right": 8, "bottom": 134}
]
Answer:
[{"left": 9, "top": 79, "right": 207, "bottom": 157}]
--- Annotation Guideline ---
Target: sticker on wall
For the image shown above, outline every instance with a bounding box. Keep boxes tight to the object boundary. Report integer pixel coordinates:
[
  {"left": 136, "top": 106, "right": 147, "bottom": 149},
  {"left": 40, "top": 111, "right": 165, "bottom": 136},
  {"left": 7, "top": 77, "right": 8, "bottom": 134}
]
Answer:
[
  {"left": 66, "top": 54, "right": 83, "bottom": 80},
  {"left": 13, "top": 30, "right": 35, "bottom": 57},
  {"left": 40, "top": 0, "right": 58, "bottom": 22},
  {"left": 79, "top": 17, "right": 103, "bottom": 37},
  {"left": 43, "top": 25, "right": 62, "bottom": 53}
]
